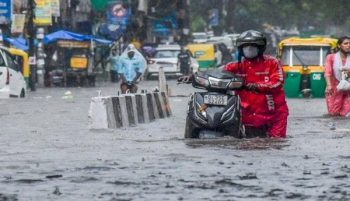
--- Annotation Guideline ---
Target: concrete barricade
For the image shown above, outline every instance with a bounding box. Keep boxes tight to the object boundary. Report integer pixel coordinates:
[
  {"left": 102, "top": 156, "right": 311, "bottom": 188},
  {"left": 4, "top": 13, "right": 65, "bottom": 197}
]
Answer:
[{"left": 88, "top": 92, "right": 171, "bottom": 129}]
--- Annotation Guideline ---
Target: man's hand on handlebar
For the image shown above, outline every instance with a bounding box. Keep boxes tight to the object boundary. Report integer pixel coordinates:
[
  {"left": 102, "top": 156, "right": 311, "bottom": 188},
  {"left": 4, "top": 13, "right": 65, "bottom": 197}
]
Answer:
[{"left": 245, "top": 83, "right": 259, "bottom": 91}]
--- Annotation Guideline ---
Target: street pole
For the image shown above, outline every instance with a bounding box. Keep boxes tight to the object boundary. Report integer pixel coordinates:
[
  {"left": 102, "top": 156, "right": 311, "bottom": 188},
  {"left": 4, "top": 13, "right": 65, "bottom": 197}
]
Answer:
[
  {"left": 0, "top": 29, "right": 3, "bottom": 45},
  {"left": 36, "top": 27, "right": 45, "bottom": 87},
  {"left": 28, "top": 0, "right": 36, "bottom": 91}
]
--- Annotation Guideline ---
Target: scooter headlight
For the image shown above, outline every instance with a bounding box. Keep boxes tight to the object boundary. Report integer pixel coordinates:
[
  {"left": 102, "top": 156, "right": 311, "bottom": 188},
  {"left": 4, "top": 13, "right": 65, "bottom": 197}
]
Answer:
[
  {"left": 208, "top": 77, "right": 231, "bottom": 89},
  {"left": 194, "top": 75, "right": 209, "bottom": 87}
]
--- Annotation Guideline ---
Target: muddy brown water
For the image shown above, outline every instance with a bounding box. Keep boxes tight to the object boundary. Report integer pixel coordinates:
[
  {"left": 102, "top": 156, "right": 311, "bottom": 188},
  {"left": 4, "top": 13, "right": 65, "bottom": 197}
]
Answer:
[{"left": 0, "top": 81, "right": 349, "bottom": 201}]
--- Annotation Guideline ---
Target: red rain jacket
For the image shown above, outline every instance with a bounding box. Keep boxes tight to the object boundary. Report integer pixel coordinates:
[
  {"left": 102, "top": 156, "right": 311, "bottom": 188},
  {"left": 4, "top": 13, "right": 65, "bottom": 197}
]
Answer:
[{"left": 224, "top": 55, "right": 289, "bottom": 137}]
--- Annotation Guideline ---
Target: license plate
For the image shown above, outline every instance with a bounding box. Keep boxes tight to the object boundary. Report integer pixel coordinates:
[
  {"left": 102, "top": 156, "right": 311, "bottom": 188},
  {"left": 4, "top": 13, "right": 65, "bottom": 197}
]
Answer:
[
  {"left": 204, "top": 95, "right": 228, "bottom": 105},
  {"left": 161, "top": 64, "right": 174, "bottom": 68}
]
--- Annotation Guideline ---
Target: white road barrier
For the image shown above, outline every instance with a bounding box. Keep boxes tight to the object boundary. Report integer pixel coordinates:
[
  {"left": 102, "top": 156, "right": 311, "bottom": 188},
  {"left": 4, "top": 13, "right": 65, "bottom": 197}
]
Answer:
[
  {"left": 88, "top": 92, "right": 172, "bottom": 129},
  {"left": 158, "top": 67, "right": 167, "bottom": 93}
]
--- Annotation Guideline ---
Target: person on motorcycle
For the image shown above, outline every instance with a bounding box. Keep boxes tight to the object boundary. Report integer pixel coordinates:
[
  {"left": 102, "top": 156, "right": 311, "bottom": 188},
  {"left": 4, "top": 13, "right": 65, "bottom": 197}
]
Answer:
[
  {"left": 118, "top": 47, "right": 146, "bottom": 94},
  {"left": 178, "top": 30, "right": 288, "bottom": 138},
  {"left": 224, "top": 30, "right": 289, "bottom": 138}
]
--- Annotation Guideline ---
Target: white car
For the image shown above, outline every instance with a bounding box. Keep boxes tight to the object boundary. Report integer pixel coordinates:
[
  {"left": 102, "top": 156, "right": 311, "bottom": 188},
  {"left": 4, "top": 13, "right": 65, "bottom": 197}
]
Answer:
[
  {"left": 192, "top": 32, "right": 208, "bottom": 43},
  {"left": 145, "top": 45, "right": 199, "bottom": 79},
  {"left": 0, "top": 46, "right": 26, "bottom": 98}
]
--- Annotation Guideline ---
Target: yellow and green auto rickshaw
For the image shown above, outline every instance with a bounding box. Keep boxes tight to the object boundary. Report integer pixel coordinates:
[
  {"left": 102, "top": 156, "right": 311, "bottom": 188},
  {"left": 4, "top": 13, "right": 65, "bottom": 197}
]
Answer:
[
  {"left": 278, "top": 37, "right": 337, "bottom": 98},
  {"left": 8, "top": 48, "right": 29, "bottom": 87},
  {"left": 186, "top": 43, "right": 216, "bottom": 70}
]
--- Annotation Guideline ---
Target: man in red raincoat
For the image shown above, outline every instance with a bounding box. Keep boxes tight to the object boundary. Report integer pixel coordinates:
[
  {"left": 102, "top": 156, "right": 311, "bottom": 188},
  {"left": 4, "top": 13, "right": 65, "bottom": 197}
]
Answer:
[{"left": 224, "top": 30, "right": 289, "bottom": 138}]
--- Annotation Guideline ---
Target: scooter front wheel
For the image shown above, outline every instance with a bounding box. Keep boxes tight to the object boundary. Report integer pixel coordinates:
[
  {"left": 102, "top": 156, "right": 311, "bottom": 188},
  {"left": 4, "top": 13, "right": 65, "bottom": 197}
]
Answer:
[
  {"left": 223, "top": 123, "right": 243, "bottom": 138},
  {"left": 184, "top": 116, "right": 198, "bottom": 138}
]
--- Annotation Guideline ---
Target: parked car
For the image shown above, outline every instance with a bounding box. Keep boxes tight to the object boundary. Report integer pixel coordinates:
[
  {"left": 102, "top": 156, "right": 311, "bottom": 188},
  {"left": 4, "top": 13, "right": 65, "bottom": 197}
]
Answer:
[
  {"left": 0, "top": 46, "right": 26, "bottom": 98},
  {"left": 145, "top": 44, "right": 199, "bottom": 79},
  {"left": 192, "top": 32, "right": 209, "bottom": 43}
]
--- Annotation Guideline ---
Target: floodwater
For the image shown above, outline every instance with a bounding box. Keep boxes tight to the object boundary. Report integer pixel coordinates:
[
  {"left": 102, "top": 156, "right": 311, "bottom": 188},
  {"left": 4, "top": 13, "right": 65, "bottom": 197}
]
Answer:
[{"left": 0, "top": 80, "right": 349, "bottom": 201}]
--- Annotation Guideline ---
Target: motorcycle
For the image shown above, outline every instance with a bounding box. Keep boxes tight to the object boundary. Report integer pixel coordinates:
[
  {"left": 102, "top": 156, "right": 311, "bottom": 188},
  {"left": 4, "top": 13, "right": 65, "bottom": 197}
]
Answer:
[{"left": 180, "top": 68, "right": 245, "bottom": 139}]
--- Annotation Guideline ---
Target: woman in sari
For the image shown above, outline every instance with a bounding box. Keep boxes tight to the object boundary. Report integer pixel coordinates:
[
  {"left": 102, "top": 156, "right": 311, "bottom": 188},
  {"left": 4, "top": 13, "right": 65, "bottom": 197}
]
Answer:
[{"left": 325, "top": 36, "right": 350, "bottom": 117}]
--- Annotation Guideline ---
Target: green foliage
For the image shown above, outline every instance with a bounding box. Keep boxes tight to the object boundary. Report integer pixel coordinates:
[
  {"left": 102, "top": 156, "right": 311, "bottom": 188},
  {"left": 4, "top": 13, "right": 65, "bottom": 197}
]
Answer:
[
  {"left": 190, "top": 0, "right": 350, "bottom": 33},
  {"left": 90, "top": 0, "right": 111, "bottom": 11},
  {"left": 191, "top": 15, "right": 207, "bottom": 32}
]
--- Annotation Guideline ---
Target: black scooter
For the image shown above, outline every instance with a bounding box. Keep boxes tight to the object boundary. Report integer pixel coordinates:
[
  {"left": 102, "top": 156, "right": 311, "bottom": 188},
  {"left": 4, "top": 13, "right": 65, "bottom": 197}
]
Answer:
[{"left": 180, "top": 68, "right": 245, "bottom": 139}]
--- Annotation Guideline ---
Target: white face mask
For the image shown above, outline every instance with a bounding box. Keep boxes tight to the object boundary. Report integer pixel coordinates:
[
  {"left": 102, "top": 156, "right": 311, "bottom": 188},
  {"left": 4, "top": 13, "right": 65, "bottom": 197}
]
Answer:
[{"left": 242, "top": 46, "right": 258, "bottom": 59}]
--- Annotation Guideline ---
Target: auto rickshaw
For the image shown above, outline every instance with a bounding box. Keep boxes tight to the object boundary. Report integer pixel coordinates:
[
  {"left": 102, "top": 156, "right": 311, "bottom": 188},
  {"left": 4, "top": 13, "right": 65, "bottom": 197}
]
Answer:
[
  {"left": 8, "top": 48, "right": 29, "bottom": 87},
  {"left": 278, "top": 37, "right": 337, "bottom": 98},
  {"left": 186, "top": 43, "right": 216, "bottom": 70},
  {"left": 47, "top": 40, "right": 96, "bottom": 87}
]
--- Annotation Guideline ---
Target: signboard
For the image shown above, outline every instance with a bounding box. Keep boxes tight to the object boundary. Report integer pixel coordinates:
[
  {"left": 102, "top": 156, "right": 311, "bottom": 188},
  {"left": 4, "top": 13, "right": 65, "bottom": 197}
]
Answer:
[
  {"left": 99, "top": 1, "right": 130, "bottom": 40},
  {"left": 70, "top": 57, "right": 88, "bottom": 69},
  {"left": 91, "top": 0, "right": 114, "bottom": 11},
  {"left": 29, "top": 56, "right": 37, "bottom": 65},
  {"left": 57, "top": 40, "right": 90, "bottom": 48},
  {"left": 51, "top": 0, "right": 60, "bottom": 17},
  {"left": 11, "top": 14, "right": 25, "bottom": 33},
  {"left": 152, "top": 12, "right": 177, "bottom": 36},
  {"left": 98, "top": 23, "right": 124, "bottom": 40},
  {"left": 0, "top": 0, "right": 12, "bottom": 24},
  {"left": 34, "top": 0, "right": 52, "bottom": 26},
  {"left": 208, "top": 8, "right": 219, "bottom": 27},
  {"left": 107, "top": 1, "right": 130, "bottom": 26}
]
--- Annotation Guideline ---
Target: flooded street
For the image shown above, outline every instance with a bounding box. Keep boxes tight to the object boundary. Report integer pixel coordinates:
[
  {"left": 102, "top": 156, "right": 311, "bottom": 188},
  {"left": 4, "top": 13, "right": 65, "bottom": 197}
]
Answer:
[{"left": 0, "top": 80, "right": 349, "bottom": 201}]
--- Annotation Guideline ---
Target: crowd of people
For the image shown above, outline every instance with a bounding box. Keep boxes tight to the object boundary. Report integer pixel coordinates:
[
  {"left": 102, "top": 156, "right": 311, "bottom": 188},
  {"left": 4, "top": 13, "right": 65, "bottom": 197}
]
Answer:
[{"left": 107, "top": 31, "right": 350, "bottom": 138}]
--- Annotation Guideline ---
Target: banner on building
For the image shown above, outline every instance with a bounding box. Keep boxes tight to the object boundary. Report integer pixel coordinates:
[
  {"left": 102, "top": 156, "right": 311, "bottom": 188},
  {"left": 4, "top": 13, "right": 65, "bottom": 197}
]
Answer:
[
  {"left": 107, "top": 1, "right": 130, "bottom": 26},
  {"left": 208, "top": 8, "right": 219, "bottom": 27},
  {"left": 51, "top": 0, "right": 60, "bottom": 17},
  {"left": 91, "top": 0, "right": 113, "bottom": 11},
  {"left": 152, "top": 12, "right": 177, "bottom": 36},
  {"left": 98, "top": 23, "right": 125, "bottom": 40},
  {"left": 34, "top": 0, "right": 52, "bottom": 26},
  {"left": 99, "top": 1, "right": 130, "bottom": 40},
  {"left": 0, "top": 0, "right": 12, "bottom": 24},
  {"left": 11, "top": 14, "right": 25, "bottom": 33},
  {"left": 13, "top": 0, "right": 22, "bottom": 13}
]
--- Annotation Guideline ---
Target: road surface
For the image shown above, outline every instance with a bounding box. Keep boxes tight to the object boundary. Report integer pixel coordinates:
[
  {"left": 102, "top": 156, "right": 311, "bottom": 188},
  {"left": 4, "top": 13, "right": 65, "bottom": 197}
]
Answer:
[{"left": 0, "top": 80, "right": 349, "bottom": 200}]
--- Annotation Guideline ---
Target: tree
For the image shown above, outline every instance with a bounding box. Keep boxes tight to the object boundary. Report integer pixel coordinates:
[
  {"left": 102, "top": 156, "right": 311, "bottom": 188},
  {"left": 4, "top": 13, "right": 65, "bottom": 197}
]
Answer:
[{"left": 190, "top": 0, "right": 350, "bottom": 35}]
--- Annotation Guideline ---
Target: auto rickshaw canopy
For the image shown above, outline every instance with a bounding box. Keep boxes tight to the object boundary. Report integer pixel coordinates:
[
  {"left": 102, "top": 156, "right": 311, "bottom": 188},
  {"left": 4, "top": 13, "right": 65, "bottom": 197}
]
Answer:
[{"left": 278, "top": 37, "right": 337, "bottom": 49}]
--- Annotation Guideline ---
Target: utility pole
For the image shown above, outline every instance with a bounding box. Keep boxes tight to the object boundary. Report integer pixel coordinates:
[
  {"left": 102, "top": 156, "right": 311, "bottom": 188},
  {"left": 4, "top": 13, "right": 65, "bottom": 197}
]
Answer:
[
  {"left": 0, "top": 29, "right": 3, "bottom": 45},
  {"left": 28, "top": 0, "right": 36, "bottom": 91},
  {"left": 36, "top": 27, "right": 45, "bottom": 87}
]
